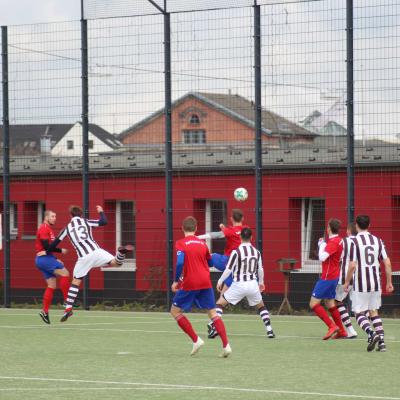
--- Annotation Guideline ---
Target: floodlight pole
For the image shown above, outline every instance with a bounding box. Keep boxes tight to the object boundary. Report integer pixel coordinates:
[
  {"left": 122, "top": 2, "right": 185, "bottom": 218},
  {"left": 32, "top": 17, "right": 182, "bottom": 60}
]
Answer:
[
  {"left": 346, "top": 0, "right": 355, "bottom": 222},
  {"left": 254, "top": 1, "right": 263, "bottom": 254},
  {"left": 81, "top": 2, "right": 90, "bottom": 309},
  {"left": 2, "top": 26, "right": 11, "bottom": 307},
  {"left": 164, "top": 11, "right": 174, "bottom": 307}
]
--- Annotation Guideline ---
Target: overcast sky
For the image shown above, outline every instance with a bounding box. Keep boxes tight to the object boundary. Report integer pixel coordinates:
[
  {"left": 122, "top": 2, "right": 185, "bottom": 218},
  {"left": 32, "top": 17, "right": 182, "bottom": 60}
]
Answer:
[
  {"left": 0, "top": 0, "right": 399, "bottom": 143},
  {"left": 0, "top": 1, "right": 81, "bottom": 25}
]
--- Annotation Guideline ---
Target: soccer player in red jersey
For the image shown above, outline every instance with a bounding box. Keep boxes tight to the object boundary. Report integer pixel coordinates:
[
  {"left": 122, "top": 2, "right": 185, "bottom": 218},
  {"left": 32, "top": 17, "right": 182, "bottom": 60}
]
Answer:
[
  {"left": 35, "top": 210, "right": 70, "bottom": 324},
  {"left": 197, "top": 209, "right": 249, "bottom": 337},
  {"left": 309, "top": 218, "right": 347, "bottom": 339},
  {"left": 170, "top": 216, "right": 232, "bottom": 357}
]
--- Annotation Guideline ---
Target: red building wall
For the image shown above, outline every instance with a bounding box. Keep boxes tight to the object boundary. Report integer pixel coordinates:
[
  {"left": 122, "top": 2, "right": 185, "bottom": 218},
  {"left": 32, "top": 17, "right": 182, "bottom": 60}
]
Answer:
[{"left": 1, "top": 169, "right": 399, "bottom": 295}]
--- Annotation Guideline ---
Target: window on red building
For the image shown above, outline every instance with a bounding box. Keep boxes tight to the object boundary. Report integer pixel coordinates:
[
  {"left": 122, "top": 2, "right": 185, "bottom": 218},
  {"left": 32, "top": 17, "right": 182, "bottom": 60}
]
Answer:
[
  {"left": 0, "top": 202, "right": 18, "bottom": 239},
  {"left": 183, "top": 130, "right": 206, "bottom": 144},
  {"left": 22, "top": 201, "right": 45, "bottom": 237},
  {"left": 301, "top": 198, "right": 325, "bottom": 272},
  {"left": 194, "top": 199, "right": 227, "bottom": 254},
  {"left": 116, "top": 200, "right": 136, "bottom": 269}
]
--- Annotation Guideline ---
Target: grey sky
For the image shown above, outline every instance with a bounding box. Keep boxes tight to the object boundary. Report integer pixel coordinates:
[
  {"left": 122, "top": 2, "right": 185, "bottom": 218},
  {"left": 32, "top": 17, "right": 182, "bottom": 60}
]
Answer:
[{"left": 1, "top": 0, "right": 399, "bottom": 143}]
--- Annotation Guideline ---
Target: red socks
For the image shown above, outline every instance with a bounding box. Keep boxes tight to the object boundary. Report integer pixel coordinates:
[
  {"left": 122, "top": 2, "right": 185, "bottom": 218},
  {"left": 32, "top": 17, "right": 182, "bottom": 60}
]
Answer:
[
  {"left": 175, "top": 315, "right": 198, "bottom": 343},
  {"left": 212, "top": 316, "right": 229, "bottom": 347},
  {"left": 328, "top": 306, "right": 346, "bottom": 332},
  {"left": 59, "top": 276, "right": 70, "bottom": 301},
  {"left": 42, "top": 287, "right": 54, "bottom": 313},
  {"left": 312, "top": 304, "right": 335, "bottom": 328}
]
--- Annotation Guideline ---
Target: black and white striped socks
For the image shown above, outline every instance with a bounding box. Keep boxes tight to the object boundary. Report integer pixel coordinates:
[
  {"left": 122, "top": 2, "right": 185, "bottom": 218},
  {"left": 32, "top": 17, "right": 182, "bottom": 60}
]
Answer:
[
  {"left": 258, "top": 306, "right": 273, "bottom": 332},
  {"left": 65, "top": 284, "right": 79, "bottom": 310},
  {"left": 356, "top": 313, "right": 372, "bottom": 335},
  {"left": 115, "top": 250, "right": 126, "bottom": 265}
]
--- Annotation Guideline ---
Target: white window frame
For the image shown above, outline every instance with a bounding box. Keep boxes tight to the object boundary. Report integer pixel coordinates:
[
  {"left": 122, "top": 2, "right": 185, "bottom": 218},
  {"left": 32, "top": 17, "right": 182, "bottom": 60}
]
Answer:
[
  {"left": 37, "top": 202, "right": 46, "bottom": 228},
  {"left": 300, "top": 198, "right": 323, "bottom": 273},
  {"left": 10, "top": 203, "right": 18, "bottom": 236},
  {"left": 102, "top": 200, "right": 136, "bottom": 272},
  {"left": 204, "top": 199, "right": 226, "bottom": 272}
]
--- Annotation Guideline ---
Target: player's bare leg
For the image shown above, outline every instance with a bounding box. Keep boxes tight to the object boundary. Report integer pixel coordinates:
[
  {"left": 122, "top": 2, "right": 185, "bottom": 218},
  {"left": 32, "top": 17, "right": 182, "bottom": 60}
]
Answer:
[
  {"left": 170, "top": 305, "right": 203, "bottom": 355},
  {"left": 255, "top": 302, "right": 275, "bottom": 338}
]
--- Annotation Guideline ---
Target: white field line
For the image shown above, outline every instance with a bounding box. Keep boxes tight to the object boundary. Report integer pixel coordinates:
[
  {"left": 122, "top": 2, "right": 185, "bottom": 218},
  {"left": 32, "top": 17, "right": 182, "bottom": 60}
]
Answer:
[
  {"left": 0, "top": 324, "right": 398, "bottom": 343},
  {"left": 0, "top": 387, "right": 187, "bottom": 391},
  {"left": 2, "top": 309, "right": 400, "bottom": 322},
  {"left": 0, "top": 376, "right": 400, "bottom": 400},
  {"left": 1, "top": 312, "right": 400, "bottom": 326}
]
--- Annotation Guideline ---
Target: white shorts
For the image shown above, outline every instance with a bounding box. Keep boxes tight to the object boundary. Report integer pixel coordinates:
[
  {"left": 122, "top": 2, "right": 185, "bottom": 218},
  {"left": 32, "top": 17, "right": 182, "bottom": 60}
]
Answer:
[
  {"left": 335, "top": 284, "right": 352, "bottom": 302},
  {"left": 351, "top": 290, "right": 382, "bottom": 313},
  {"left": 73, "top": 248, "right": 114, "bottom": 279},
  {"left": 223, "top": 280, "right": 262, "bottom": 307}
]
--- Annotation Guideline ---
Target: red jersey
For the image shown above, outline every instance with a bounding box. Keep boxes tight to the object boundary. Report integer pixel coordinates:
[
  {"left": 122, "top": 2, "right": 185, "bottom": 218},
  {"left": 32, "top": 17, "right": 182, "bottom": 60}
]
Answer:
[
  {"left": 35, "top": 223, "right": 56, "bottom": 252},
  {"left": 222, "top": 224, "right": 249, "bottom": 256},
  {"left": 321, "top": 235, "right": 343, "bottom": 280},
  {"left": 175, "top": 235, "right": 212, "bottom": 291}
]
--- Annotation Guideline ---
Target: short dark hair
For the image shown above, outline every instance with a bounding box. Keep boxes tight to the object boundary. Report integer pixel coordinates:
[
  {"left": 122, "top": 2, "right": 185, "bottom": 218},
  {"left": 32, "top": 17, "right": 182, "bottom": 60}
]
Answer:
[
  {"left": 69, "top": 205, "right": 83, "bottom": 217},
  {"left": 347, "top": 222, "right": 357, "bottom": 236},
  {"left": 241, "top": 227, "right": 252, "bottom": 241},
  {"left": 356, "top": 215, "right": 370, "bottom": 230},
  {"left": 231, "top": 209, "right": 243, "bottom": 223},
  {"left": 328, "top": 218, "right": 341, "bottom": 234},
  {"left": 182, "top": 216, "right": 197, "bottom": 233}
]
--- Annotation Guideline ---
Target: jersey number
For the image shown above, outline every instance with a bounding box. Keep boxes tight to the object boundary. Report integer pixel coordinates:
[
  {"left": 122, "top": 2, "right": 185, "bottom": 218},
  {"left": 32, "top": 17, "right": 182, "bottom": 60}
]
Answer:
[
  {"left": 364, "top": 246, "right": 375, "bottom": 266},
  {"left": 242, "top": 257, "right": 258, "bottom": 274},
  {"left": 71, "top": 225, "right": 89, "bottom": 242}
]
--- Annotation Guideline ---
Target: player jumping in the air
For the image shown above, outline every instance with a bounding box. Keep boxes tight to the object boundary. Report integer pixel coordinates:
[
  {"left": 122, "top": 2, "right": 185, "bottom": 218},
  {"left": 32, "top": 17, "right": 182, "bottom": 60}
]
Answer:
[
  {"left": 171, "top": 216, "right": 232, "bottom": 357},
  {"left": 216, "top": 227, "right": 275, "bottom": 338},
  {"left": 47, "top": 205, "right": 133, "bottom": 322},
  {"left": 197, "top": 208, "right": 248, "bottom": 338},
  {"left": 35, "top": 210, "right": 70, "bottom": 324},
  {"left": 309, "top": 218, "right": 348, "bottom": 340}
]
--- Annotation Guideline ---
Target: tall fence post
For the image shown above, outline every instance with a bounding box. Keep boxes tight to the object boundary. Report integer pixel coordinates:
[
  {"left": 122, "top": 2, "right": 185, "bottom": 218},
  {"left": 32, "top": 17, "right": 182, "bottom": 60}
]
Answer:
[
  {"left": 81, "top": 10, "right": 90, "bottom": 309},
  {"left": 164, "top": 11, "right": 173, "bottom": 306},
  {"left": 346, "top": 0, "right": 355, "bottom": 222},
  {"left": 254, "top": 2, "right": 263, "bottom": 253},
  {"left": 1, "top": 26, "right": 11, "bottom": 307}
]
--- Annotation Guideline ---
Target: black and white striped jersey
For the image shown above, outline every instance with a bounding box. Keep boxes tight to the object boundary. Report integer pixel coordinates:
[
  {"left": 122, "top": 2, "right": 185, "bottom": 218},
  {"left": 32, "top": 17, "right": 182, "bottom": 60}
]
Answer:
[
  {"left": 58, "top": 216, "right": 104, "bottom": 258},
  {"left": 226, "top": 243, "right": 263, "bottom": 282},
  {"left": 352, "top": 231, "right": 388, "bottom": 292},
  {"left": 339, "top": 236, "right": 357, "bottom": 285}
]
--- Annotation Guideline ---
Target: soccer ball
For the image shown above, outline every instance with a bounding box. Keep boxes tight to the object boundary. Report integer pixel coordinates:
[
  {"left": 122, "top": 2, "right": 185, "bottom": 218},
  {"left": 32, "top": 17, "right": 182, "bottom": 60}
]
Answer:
[{"left": 234, "top": 187, "right": 248, "bottom": 202}]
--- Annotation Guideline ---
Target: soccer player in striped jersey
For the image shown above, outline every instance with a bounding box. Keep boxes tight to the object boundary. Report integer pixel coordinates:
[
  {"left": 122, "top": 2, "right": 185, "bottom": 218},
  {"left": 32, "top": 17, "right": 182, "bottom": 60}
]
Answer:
[
  {"left": 196, "top": 209, "right": 249, "bottom": 338},
  {"left": 344, "top": 215, "right": 394, "bottom": 352},
  {"left": 170, "top": 216, "right": 231, "bottom": 358},
  {"left": 35, "top": 210, "right": 70, "bottom": 324},
  {"left": 334, "top": 222, "right": 358, "bottom": 338},
  {"left": 52, "top": 205, "right": 133, "bottom": 322},
  {"left": 215, "top": 227, "right": 275, "bottom": 338},
  {"left": 309, "top": 218, "right": 347, "bottom": 340}
]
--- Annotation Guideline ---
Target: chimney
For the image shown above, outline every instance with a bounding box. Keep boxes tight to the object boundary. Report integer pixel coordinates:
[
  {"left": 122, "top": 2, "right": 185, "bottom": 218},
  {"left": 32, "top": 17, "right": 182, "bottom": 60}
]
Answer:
[{"left": 40, "top": 126, "right": 52, "bottom": 155}]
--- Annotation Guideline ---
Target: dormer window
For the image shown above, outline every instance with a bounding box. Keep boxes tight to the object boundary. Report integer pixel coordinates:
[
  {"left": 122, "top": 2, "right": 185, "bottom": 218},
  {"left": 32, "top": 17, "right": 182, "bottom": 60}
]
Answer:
[{"left": 189, "top": 114, "right": 200, "bottom": 125}]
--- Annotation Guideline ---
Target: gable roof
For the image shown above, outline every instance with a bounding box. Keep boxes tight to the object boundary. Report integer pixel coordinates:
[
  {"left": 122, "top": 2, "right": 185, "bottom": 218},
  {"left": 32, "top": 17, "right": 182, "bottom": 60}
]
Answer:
[
  {"left": 0, "top": 123, "right": 121, "bottom": 155},
  {"left": 119, "top": 91, "right": 316, "bottom": 140}
]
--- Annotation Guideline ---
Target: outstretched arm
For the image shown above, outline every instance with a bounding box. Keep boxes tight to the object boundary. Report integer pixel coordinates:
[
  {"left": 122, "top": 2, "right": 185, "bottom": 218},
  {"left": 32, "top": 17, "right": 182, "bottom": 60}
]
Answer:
[
  {"left": 197, "top": 231, "right": 225, "bottom": 240},
  {"left": 87, "top": 205, "right": 107, "bottom": 227}
]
